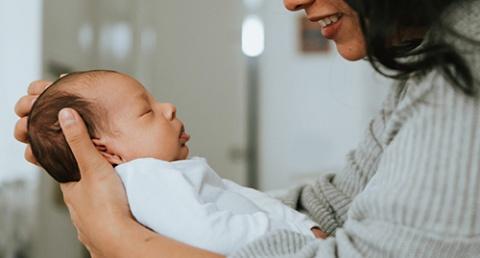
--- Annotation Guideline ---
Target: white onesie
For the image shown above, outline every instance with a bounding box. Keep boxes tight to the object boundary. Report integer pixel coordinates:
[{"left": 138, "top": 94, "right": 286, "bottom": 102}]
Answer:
[{"left": 116, "top": 157, "right": 317, "bottom": 255}]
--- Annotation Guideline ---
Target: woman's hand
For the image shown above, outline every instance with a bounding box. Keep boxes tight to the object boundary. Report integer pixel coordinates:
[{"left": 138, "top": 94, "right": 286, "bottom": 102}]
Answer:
[
  {"left": 14, "top": 80, "right": 52, "bottom": 165},
  {"left": 13, "top": 80, "right": 130, "bottom": 256},
  {"left": 58, "top": 108, "right": 224, "bottom": 258},
  {"left": 57, "top": 108, "right": 132, "bottom": 257},
  {"left": 311, "top": 227, "right": 329, "bottom": 239}
]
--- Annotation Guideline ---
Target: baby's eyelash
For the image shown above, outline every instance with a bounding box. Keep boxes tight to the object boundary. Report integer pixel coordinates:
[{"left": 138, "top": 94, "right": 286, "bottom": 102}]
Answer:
[{"left": 140, "top": 110, "right": 153, "bottom": 117}]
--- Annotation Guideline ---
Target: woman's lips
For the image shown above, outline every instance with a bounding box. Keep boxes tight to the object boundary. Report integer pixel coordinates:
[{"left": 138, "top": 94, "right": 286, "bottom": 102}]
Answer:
[
  {"left": 309, "top": 13, "right": 344, "bottom": 40},
  {"left": 321, "top": 15, "right": 343, "bottom": 39}
]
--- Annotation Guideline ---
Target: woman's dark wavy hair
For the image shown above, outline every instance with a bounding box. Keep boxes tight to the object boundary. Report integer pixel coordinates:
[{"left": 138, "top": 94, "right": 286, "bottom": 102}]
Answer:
[{"left": 346, "top": 0, "right": 479, "bottom": 96}]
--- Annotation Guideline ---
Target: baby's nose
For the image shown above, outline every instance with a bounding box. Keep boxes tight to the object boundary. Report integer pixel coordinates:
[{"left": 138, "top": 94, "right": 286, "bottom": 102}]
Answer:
[{"left": 162, "top": 102, "right": 176, "bottom": 120}]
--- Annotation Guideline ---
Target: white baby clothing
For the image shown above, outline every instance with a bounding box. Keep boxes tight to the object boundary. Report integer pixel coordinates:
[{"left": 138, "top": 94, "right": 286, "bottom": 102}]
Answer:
[{"left": 116, "top": 157, "right": 317, "bottom": 255}]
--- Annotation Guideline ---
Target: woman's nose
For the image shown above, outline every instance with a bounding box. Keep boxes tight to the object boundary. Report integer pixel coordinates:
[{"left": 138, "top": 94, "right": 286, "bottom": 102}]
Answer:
[
  {"left": 161, "top": 102, "right": 176, "bottom": 121},
  {"left": 284, "top": 0, "right": 314, "bottom": 11}
]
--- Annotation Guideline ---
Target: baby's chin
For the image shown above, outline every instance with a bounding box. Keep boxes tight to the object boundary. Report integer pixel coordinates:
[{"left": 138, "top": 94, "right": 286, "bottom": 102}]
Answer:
[
  {"left": 164, "top": 145, "right": 189, "bottom": 161},
  {"left": 177, "top": 145, "right": 190, "bottom": 160}
]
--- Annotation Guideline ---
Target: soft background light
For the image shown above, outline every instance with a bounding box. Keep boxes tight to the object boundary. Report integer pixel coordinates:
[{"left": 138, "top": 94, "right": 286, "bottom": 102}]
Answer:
[{"left": 242, "top": 15, "right": 265, "bottom": 57}]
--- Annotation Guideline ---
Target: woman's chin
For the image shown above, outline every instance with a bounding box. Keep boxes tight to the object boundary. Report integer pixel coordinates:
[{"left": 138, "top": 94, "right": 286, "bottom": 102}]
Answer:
[{"left": 336, "top": 43, "right": 367, "bottom": 61}]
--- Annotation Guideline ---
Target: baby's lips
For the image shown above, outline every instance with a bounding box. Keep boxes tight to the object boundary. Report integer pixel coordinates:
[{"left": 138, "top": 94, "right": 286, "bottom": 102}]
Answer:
[{"left": 179, "top": 131, "right": 190, "bottom": 143}]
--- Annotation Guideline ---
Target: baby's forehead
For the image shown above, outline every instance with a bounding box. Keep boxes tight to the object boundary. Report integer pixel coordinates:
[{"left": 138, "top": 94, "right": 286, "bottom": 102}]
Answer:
[
  {"left": 48, "top": 71, "right": 148, "bottom": 119},
  {"left": 50, "top": 71, "right": 114, "bottom": 95},
  {"left": 76, "top": 72, "right": 147, "bottom": 110},
  {"left": 63, "top": 72, "right": 140, "bottom": 98},
  {"left": 71, "top": 71, "right": 123, "bottom": 90}
]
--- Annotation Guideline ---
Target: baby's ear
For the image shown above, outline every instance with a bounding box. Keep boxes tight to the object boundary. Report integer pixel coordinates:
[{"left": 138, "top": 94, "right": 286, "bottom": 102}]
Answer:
[{"left": 91, "top": 138, "right": 124, "bottom": 165}]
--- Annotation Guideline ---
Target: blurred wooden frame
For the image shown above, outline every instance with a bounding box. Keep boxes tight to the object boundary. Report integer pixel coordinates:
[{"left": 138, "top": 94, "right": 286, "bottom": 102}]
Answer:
[{"left": 299, "top": 16, "right": 330, "bottom": 53}]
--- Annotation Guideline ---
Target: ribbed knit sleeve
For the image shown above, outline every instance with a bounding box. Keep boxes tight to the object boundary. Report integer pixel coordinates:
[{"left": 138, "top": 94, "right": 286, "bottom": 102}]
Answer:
[{"left": 231, "top": 71, "right": 480, "bottom": 258}]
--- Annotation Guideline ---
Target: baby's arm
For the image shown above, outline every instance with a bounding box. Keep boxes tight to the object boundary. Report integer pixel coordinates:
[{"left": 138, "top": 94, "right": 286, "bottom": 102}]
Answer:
[
  {"left": 118, "top": 164, "right": 271, "bottom": 255},
  {"left": 222, "top": 179, "right": 319, "bottom": 237}
]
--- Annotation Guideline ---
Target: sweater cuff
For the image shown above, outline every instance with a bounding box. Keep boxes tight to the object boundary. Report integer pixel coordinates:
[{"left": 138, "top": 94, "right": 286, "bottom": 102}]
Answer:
[{"left": 299, "top": 183, "right": 339, "bottom": 234}]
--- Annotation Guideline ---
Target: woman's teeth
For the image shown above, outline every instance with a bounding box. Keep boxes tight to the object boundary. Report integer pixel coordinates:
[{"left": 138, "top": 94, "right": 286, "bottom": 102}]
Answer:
[{"left": 318, "top": 13, "right": 342, "bottom": 28}]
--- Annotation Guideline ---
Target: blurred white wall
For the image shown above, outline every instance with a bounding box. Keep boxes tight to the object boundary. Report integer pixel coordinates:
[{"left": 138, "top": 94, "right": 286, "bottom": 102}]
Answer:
[
  {"left": 0, "top": 0, "right": 42, "bottom": 256},
  {"left": 0, "top": 0, "right": 41, "bottom": 182},
  {"left": 258, "top": 1, "right": 391, "bottom": 190}
]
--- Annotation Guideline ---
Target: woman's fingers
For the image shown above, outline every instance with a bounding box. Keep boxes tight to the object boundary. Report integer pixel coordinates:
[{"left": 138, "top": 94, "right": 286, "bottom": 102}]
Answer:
[
  {"left": 14, "top": 95, "right": 38, "bottom": 117},
  {"left": 311, "top": 227, "right": 328, "bottom": 239},
  {"left": 57, "top": 108, "right": 129, "bottom": 257},
  {"left": 14, "top": 80, "right": 52, "bottom": 166},
  {"left": 24, "top": 145, "right": 39, "bottom": 166},
  {"left": 28, "top": 80, "right": 52, "bottom": 95},
  {"left": 15, "top": 118, "right": 40, "bottom": 166},
  {"left": 15, "top": 80, "right": 52, "bottom": 117},
  {"left": 58, "top": 108, "right": 110, "bottom": 177},
  {"left": 14, "top": 117, "right": 29, "bottom": 143}
]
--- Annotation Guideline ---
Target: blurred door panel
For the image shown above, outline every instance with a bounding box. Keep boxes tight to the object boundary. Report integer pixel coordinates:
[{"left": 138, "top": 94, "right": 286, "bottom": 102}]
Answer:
[{"left": 134, "top": 0, "right": 248, "bottom": 184}]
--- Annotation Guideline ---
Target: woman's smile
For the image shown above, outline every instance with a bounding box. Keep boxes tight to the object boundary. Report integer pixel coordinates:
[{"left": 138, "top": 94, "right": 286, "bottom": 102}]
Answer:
[
  {"left": 309, "top": 13, "right": 344, "bottom": 39},
  {"left": 289, "top": 0, "right": 367, "bottom": 60}
]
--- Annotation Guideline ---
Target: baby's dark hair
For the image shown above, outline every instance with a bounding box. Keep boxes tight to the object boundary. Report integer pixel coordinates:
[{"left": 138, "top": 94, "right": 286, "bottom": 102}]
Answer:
[{"left": 28, "top": 70, "right": 115, "bottom": 183}]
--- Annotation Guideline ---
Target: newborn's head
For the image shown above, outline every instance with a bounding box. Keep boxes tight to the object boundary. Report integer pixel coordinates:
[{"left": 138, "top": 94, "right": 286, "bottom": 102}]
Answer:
[{"left": 28, "top": 70, "right": 190, "bottom": 182}]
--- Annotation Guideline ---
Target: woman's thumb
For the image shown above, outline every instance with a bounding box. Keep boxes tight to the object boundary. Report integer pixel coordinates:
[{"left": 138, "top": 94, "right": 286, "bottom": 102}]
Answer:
[{"left": 58, "top": 108, "right": 109, "bottom": 177}]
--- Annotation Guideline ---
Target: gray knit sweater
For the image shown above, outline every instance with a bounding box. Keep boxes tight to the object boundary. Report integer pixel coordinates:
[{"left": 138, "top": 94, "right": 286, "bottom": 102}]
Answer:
[{"left": 231, "top": 1, "right": 480, "bottom": 257}]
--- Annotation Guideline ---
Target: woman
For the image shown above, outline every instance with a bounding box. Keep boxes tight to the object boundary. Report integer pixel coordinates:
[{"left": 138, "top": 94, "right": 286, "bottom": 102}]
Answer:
[{"left": 14, "top": 0, "right": 480, "bottom": 257}]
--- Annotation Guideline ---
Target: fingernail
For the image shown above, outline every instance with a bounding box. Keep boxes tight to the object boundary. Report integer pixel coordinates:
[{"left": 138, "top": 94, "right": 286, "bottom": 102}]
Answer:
[{"left": 59, "top": 109, "right": 76, "bottom": 126}]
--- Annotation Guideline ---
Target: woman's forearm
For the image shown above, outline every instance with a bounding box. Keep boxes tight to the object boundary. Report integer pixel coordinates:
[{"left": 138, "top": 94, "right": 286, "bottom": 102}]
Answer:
[{"left": 109, "top": 220, "right": 225, "bottom": 258}]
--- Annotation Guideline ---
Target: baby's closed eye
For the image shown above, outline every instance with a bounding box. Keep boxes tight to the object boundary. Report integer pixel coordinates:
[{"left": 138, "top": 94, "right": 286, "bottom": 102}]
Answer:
[{"left": 139, "top": 109, "right": 153, "bottom": 118}]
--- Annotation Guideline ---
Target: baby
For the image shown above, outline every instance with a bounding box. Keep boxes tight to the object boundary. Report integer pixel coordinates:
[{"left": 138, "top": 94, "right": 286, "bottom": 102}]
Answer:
[{"left": 28, "top": 70, "right": 318, "bottom": 255}]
